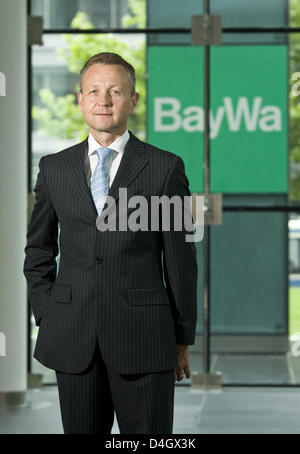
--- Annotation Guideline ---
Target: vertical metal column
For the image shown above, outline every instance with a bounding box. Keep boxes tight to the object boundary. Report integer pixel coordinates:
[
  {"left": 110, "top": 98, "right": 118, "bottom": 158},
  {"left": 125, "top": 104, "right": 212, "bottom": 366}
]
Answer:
[
  {"left": 27, "top": 4, "right": 44, "bottom": 389},
  {"left": 191, "top": 1, "right": 222, "bottom": 389},
  {"left": 203, "top": 0, "right": 211, "bottom": 377}
]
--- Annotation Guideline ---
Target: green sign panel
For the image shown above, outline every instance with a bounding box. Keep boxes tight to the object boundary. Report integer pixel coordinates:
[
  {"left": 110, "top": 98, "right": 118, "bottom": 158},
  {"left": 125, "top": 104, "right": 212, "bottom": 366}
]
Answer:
[{"left": 147, "top": 46, "right": 288, "bottom": 193}]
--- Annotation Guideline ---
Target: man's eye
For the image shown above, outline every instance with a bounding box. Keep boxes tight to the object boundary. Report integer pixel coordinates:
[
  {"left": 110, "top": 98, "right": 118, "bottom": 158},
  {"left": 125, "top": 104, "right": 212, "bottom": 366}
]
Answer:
[
  {"left": 111, "top": 89, "right": 120, "bottom": 95},
  {"left": 89, "top": 90, "right": 97, "bottom": 94}
]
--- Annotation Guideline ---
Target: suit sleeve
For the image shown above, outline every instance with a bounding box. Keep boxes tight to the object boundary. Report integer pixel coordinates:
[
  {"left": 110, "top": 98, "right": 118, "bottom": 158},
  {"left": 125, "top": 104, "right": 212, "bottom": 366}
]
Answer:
[
  {"left": 23, "top": 156, "right": 59, "bottom": 326},
  {"left": 162, "top": 156, "right": 198, "bottom": 345}
]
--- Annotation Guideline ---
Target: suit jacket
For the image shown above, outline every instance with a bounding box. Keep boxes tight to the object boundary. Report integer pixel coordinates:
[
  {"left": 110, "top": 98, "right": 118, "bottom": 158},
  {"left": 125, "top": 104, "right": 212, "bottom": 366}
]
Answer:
[{"left": 23, "top": 131, "right": 198, "bottom": 374}]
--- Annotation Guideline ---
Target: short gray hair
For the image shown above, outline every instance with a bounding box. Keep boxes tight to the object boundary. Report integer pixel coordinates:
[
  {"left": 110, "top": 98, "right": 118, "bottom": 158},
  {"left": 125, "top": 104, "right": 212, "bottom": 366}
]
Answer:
[{"left": 80, "top": 52, "right": 136, "bottom": 95}]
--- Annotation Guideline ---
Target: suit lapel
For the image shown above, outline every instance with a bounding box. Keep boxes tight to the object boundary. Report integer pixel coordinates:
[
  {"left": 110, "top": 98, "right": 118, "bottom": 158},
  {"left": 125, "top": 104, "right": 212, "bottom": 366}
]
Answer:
[
  {"left": 62, "top": 138, "right": 96, "bottom": 220},
  {"left": 108, "top": 131, "right": 149, "bottom": 204},
  {"left": 62, "top": 131, "right": 149, "bottom": 221}
]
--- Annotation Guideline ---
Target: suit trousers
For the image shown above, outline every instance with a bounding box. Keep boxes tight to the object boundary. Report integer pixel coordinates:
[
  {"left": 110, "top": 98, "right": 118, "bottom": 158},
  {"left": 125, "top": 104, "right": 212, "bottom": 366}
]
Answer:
[{"left": 55, "top": 342, "right": 175, "bottom": 434}]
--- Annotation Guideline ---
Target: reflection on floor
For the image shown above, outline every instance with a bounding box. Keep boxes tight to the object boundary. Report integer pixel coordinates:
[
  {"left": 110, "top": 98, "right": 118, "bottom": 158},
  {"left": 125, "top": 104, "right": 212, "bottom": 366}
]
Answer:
[
  {"left": 1, "top": 385, "right": 300, "bottom": 434},
  {"left": 189, "top": 352, "right": 300, "bottom": 385}
]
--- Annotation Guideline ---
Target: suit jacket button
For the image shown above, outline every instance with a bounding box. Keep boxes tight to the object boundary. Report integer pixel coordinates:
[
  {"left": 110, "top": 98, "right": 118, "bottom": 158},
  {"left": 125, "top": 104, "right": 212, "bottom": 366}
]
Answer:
[{"left": 96, "top": 257, "right": 103, "bottom": 264}]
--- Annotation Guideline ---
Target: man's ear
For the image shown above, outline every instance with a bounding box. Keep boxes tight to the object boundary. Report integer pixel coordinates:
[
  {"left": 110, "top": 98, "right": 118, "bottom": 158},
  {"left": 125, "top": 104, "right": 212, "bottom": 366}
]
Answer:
[
  {"left": 78, "top": 91, "right": 83, "bottom": 111},
  {"left": 130, "top": 92, "right": 139, "bottom": 113}
]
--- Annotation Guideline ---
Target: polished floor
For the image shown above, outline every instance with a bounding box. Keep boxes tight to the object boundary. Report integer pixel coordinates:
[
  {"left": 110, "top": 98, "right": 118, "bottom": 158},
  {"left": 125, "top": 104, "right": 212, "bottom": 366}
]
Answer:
[{"left": 0, "top": 385, "right": 300, "bottom": 434}]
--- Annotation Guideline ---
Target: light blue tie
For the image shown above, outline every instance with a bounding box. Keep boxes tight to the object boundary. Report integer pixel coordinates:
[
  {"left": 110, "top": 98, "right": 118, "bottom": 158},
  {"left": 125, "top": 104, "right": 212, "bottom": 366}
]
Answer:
[{"left": 91, "top": 147, "right": 115, "bottom": 215}]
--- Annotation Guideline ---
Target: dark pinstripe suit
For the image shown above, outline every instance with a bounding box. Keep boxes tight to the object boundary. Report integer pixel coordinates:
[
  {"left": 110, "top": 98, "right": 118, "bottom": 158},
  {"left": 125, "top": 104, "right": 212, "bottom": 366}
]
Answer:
[{"left": 24, "top": 130, "right": 198, "bottom": 433}]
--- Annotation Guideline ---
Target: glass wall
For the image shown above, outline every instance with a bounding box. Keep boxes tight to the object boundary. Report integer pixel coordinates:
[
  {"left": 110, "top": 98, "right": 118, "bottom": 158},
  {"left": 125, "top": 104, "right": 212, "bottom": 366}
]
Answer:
[
  {"left": 31, "top": 0, "right": 129, "bottom": 29},
  {"left": 28, "top": 0, "right": 300, "bottom": 385}
]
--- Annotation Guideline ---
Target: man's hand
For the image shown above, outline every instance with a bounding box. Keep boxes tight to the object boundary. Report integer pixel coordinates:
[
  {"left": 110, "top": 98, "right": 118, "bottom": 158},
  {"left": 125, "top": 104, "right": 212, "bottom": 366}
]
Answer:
[{"left": 174, "top": 344, "right": 190, "bottom": 382}]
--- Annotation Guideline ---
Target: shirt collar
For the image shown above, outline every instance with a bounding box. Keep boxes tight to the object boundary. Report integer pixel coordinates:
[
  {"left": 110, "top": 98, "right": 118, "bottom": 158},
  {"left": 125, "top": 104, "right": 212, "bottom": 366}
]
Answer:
[{"left": 88, "top": 129, "right": 130, "bottom": 157}]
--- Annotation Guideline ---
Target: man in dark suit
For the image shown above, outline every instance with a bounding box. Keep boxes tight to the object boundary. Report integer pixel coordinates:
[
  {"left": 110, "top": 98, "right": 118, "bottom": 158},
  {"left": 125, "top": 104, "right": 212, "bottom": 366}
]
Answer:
[{"left": 23, "top": 52, "right": 198, "bottom": 434}]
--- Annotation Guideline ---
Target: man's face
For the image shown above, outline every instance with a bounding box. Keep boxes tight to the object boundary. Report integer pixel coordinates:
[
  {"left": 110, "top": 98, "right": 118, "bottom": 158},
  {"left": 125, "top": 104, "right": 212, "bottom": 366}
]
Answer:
[{"left": 78, "top": 63, "right": 138, "bottom": 136}]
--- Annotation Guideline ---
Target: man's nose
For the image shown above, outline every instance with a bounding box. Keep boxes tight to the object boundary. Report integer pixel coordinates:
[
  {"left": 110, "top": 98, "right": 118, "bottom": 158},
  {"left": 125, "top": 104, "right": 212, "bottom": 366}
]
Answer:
[{"left": 96, "top": 90, "right": 111, "bottom": 105}]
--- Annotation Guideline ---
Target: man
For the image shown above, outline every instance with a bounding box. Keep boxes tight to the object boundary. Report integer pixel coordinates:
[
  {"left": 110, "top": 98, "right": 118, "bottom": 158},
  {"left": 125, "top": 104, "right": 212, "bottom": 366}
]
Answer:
[{"left": 23, "top": 52, "right": 198, "bottom": 434}]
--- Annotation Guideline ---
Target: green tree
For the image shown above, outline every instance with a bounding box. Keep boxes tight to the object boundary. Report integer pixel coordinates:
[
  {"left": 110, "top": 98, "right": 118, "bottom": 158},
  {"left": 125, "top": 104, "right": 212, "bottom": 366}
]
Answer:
[
  {"left": 33, "top": 0, "right": 146, "bottom": 143},
  {"left": 289, "top": 0, "right": 300, "bottom": 200}
]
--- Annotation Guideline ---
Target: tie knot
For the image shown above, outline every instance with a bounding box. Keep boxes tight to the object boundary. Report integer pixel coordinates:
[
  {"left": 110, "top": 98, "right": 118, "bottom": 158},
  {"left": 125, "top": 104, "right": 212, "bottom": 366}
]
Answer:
[{"left": 95, "top": 147, "right": 114, "bottom": 162}]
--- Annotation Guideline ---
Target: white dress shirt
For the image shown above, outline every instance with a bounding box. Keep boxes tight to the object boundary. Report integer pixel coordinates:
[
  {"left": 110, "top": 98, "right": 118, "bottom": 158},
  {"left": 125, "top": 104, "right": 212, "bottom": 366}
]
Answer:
[{"left": 87, "top": 129, "right": 130, "bottom": 188}]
